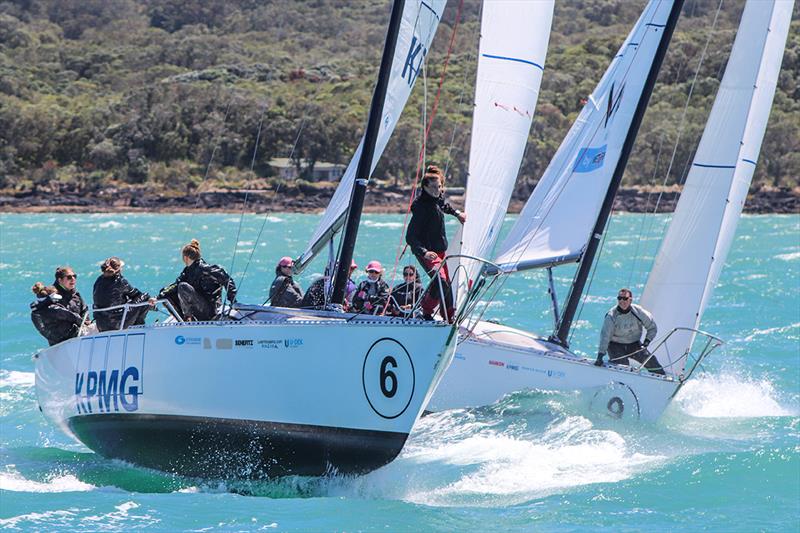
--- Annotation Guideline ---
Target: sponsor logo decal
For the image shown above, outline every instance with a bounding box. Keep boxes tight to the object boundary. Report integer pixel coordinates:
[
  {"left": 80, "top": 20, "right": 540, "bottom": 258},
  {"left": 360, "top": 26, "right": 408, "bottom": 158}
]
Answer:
[
  {"left": 175, "top": 335, "right": 201, "bottom": 346},
  {"left": 284, "top": 338, "right": 303, "bottom": 348},
  {"left": 235, "top": 339, "right": 254, "bottom": 347},
  {"left": 489, "top": 360, "right": 505, "bottom": 367},
  {"left": 574, "top": 145, "right": 607, "bottom": 173},
  {"left": 75, "top": 366, "right": 140, "bottom": 413},
  {"left": 507, "top": 364, "right": 519, "bottom": 371},
  {"left": 175, "top": 335, "right": 185, "bottom": 345},
  {"left": 257, "top": 339, "right": 282, "bottom": 349}
]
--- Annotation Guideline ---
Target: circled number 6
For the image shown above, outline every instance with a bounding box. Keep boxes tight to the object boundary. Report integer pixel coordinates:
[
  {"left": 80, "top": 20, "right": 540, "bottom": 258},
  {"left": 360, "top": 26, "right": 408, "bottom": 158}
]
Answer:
[{"left": 380, "top": 356, "right": 398, "bottom": 398}]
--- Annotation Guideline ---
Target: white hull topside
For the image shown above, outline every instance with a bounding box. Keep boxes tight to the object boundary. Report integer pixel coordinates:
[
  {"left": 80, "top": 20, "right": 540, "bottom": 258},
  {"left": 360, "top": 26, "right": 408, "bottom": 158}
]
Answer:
[
  {"left": 429, "top": 320, "right": 681, "bottom": 421},
  {"left": 34, "top": 309, "right": 456, "bottom": 478}
]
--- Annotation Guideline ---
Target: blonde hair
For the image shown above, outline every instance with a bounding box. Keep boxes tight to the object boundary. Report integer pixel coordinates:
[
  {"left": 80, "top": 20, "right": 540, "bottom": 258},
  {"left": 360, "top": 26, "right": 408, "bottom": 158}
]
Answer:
[
  {"left": 31, "top": 282, "right": 56, "bottom": 297},
  {"left": 100, "top": 257, "right": 123, "bottom": 276},
  {"left": 182, "top": 239, "right": 201, "bottom": 261}
]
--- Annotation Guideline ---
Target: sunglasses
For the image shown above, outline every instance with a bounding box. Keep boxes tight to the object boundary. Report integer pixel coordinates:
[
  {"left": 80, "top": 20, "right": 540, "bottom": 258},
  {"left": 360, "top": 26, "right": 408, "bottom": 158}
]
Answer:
[
  {"left": 617, "top": 296, "right": 630, "bottom": 301},
  {"left": 367, "top": 269, "right": 380, "bottom": 274},
  {"left": 280, "top": 264, "right": 293, "bottom": 268},
  {"left": 63, "top": 274, "right": 77, "bottom": 280}
]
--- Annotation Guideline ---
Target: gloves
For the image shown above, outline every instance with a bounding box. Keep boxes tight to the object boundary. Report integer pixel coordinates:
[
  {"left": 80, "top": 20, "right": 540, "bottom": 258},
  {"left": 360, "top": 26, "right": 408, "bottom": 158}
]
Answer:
[
  {"left": 643, "top": 339, "right": 651, "bottom": 348},
  {"left": 594, "top": 353, "right": 605, "bottom": 366}
]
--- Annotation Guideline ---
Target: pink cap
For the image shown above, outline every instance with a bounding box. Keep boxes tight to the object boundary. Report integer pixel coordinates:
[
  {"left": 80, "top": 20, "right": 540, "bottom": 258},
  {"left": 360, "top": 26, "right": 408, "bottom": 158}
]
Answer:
[
  {"left": 278, "top": 256, "right": 294, "bottom": 267},
  {"left": 350, "top": 260, "right": 358, "bottom": 269},
  {"left": 366, "top": 260, "right": 383, "bottom": 273}
]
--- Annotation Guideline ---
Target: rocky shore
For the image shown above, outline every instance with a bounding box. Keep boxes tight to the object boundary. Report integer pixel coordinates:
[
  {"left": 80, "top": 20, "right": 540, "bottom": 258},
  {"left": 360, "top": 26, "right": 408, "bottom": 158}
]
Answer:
[{"left": 1, "top": 184, "right": 797, "bottom": 214}]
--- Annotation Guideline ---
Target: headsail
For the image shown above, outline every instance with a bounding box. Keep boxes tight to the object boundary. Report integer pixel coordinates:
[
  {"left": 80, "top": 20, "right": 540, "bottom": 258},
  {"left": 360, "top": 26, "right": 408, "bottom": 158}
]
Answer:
[
  {"left": 492, "top": 0, "right": 680, "bottom": 274},
  {"left": 640, "top": 0, "right": 794, "bottom": 375},
  {"left": 453, "top": 0, "right": 554, "bottom": 303},
  {"left": 296, "top": 0, "right": 447, "bottom": 272}
]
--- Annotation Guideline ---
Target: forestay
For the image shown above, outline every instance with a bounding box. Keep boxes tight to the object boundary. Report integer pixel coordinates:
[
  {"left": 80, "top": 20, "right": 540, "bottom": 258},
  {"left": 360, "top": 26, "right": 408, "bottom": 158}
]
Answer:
[
  {"left": 640, "top": 0, "right": 793, "bottom": 376},
  {"left": 492, "top": 0, "right": 676, "bottom": 273},
  {"left": 296, "top": 0, "right": 447, "bottom": 272},
  {"left": 453, "top": 0, "right": 553, "bottom": 302}
]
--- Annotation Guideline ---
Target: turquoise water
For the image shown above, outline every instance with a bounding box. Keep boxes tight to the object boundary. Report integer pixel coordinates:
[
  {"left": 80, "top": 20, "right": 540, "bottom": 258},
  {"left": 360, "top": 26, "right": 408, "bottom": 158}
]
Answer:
[{"left": 1, "top": 212, "right": 798, "bottom": 531}]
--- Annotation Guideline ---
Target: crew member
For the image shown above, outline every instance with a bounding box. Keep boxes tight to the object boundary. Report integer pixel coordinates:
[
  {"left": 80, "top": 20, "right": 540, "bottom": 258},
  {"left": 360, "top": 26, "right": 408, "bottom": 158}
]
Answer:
[
  {"left": 388, "top": 265, "right": 422, "bottom": 316},
  {"left": 269, "top": 256, "right": 303, "bottom": 308},
  {"left": 30, "top": 282, "right": 83, "bottom": 345},
  {"left": 405, "top": 165, "right": 465, "bottom": 321},
  {"left": 352, "top": 260, "right": 389, "bottom": 315},
  {"left": 595, "top": 288, "right": 664, "bottom": 375},
  {"left": 158, "top": 239, "right": 237, "bottom": 321},
  {"left": 93, "top": 257, "right": 151, "bottom": 332},
  {"left": 53, "top": 266, "right": 88, "bottom": 322}
]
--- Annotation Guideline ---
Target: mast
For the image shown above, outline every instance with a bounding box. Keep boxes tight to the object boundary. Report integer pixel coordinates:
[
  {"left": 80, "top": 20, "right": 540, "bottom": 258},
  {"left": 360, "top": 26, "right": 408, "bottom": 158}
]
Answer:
[
  {"left": 554, "top": 0, "right": 684, "bottom": 346},
  {"left": 330, "top": 0, "right": 406, "bottom": 306}
]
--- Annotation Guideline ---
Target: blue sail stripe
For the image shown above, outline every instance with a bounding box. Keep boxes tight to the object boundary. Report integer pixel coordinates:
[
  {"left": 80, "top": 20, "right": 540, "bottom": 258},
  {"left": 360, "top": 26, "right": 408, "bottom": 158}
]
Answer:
[
  {"left": 693, "top": 163, "right": 737, "bottom": 169},
  {"left": 481, "top": 54, "right": 544, "bottom": 71},
  {"left": 419, "top": 0, "right": 441, "bottom": 20},
  {"left": 645, "top": 23, "right": 667, "bottom": 28},
  {"left": 742, "top": 158, "right": 757, "bottom": 166}
]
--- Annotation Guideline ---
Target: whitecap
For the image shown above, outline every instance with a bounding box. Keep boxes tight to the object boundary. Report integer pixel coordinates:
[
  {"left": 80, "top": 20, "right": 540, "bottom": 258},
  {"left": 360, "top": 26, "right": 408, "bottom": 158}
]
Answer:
[
  {"left": 0, "top": 509, "right": 83, "bottom": 529},
  {"left": 0, "top": 467, "right": 94, "bottom": 493},
  {"left": 0, "top": 370, "right": 35, "bottom": 388},
  {"left": 742, "top": 322, "right": 800, "bottom": 342},
  {"left": 673, "top": 371, "right": 795, "bottom": 418},
  {"left": 363, "top": 221, "right": 404, "bottom": 229},
  {"left": 97, "top": 221, "right": 123, "bottom": 229},
  {"left": 775, "top": 251, "right": 800, "bottom": 261}
]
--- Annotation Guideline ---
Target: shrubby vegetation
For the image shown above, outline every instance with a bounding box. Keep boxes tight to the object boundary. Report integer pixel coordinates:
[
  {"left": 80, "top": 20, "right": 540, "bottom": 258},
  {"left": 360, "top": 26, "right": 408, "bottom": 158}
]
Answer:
[{"left": 0, "top": 0, "right": 797, "bottom": 198}]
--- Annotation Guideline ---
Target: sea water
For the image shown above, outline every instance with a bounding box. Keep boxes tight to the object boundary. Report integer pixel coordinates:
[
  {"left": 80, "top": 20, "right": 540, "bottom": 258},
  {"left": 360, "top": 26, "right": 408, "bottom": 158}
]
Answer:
[{"left": 0, "top": 212, "right": 797, "bottom": 531}]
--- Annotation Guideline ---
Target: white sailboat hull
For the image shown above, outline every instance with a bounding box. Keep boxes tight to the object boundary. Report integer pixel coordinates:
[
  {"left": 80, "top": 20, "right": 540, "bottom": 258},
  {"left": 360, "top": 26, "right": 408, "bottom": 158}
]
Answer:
[
  {"left": 35, "top": 315, "right": 455, "bottom": 478},
  {"left": 429, "top": 321, "right": 679, "bottom": 421}
]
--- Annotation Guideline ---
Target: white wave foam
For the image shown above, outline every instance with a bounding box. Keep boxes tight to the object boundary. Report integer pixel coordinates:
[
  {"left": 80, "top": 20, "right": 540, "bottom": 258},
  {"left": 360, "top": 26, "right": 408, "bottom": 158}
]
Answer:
[
  {"left": 363, "top": 220, "right": 404, "bottom": 229},
  {"left": 0, "top": 370, "right": 35, "bottom": 388},
  {"left": 775, "top": 251, "right": 800, "bottom": 261},
  {"left": 97, "top": 220, "right": 123, "bottom": 229},
  {"left": 267, "top": 216, "right": 283, "bottom": 222},
  {"left": 742, "top": 322, "right": 800, "bottom": 342},
  {"left": 0, "top": 509, "right": 83, "bottom": 529},
  {"left": 674, "top": 372, "right": 795, "bottom": 418},
  {"left": 0, "top": 467, "right": 94, "bottom": 493}
]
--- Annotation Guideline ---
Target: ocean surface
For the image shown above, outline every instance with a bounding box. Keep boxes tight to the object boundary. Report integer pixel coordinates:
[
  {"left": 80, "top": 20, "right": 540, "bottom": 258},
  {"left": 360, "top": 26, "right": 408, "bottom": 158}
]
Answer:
[{"left": 0, "top": 212, "right": 798, "bottom": 532}]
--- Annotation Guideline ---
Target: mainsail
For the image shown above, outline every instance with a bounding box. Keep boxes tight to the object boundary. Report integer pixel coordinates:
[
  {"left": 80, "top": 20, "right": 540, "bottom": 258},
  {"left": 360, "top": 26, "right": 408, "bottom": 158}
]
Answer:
[
  {"left": 296, "top": 0, "right": 447, "bottom": 272},
  {"left": 492, "top": 0, "right": 680, "bottom": 273},
  {"left": 640, "top": 0, "right": 794, "bottom": 375},
  {"left": 453, "top": 0, "right": 554, "bottom": 302}
]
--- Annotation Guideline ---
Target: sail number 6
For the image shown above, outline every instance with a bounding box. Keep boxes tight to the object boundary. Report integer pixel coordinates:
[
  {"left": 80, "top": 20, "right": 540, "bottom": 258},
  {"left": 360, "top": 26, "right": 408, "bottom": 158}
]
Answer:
[
  {"left": 362, "top": 338, "right": 415, "bottom": 419},
  {"left": 380, "top": 356, "right": 398, "bottom": 398}
]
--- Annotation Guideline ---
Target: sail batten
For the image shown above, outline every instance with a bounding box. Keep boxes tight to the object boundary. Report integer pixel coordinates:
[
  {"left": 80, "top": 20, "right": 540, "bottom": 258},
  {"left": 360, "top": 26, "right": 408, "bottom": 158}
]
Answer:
[{"left": 640, "top": 0, "right": 793, "bottom": 375}]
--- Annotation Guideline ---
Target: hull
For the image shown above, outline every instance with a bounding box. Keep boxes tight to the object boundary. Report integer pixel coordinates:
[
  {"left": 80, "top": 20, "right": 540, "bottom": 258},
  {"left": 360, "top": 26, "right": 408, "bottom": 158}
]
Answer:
[
  {"left": 35, "top": 315, "right": 456, "bottom": 478},
  {"left": 429, "top": 321, "right": 680, "bottom": 421}
]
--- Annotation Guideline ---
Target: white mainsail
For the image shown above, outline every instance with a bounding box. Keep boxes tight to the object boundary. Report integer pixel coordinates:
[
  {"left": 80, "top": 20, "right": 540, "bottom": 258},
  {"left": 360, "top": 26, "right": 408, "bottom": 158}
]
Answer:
[
  {"left": 492, "top": 0, "right": 677, "bottom": 273},
  {"left": 296, "top": 0, "right": 447, "bottom": 272},
  {"left": 640, "top": 0, "right": 793, "bottom": 376},
  {"left": 454, "top": 0, "right": 553, "bottom": 301}
]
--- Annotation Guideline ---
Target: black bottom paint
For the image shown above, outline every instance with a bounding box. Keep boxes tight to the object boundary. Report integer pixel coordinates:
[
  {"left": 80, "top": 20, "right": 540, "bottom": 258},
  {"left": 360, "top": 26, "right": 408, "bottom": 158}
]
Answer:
[{"left": 68, "top": 414, "right": 408, "bottom": 479}]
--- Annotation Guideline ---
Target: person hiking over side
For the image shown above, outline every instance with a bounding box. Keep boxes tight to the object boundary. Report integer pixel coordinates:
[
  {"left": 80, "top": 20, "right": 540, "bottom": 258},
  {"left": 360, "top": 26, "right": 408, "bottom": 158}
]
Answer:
[
  {"left": 158, "top": 239, "right": 237, "bottom": 321},
  {"left": 93, "top": 256, "right": 152, "bottom": 332},
  {"left": 595, "top": 288, "right": 664, "bottom": 375},
  {"left": 30, "top": 282, "right": 83, "bottom": 345},
  {"left": 269, "top": 256, "right": 303, "bottom": 308},
  {"left": 405, "top": 165, "right": 465, "bottom": 321}
]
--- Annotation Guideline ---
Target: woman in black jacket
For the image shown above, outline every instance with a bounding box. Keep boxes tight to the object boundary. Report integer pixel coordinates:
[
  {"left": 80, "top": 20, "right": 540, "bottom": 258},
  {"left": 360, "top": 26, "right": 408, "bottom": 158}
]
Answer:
[
  {"left": 93, "top": 257, "right": 151, "bottom": 332},
  {"left": 30, "top": 282, "right": 83, "bottom": 345},
  {"left": 269, "top": 257, "right": 303, "bottom": 308},
  {"left": 405, "top": 165, "right": 465, "bottom": 321},
  {"left": 158, "top": 239, "right": 237, "bottom": 321},
  {"left": 388, "top": 265, "right": 422, "bottom": 316}
]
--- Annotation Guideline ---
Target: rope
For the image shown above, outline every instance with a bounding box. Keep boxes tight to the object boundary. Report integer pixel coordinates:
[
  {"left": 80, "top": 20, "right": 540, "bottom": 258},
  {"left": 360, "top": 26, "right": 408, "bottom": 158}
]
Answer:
[{"left": 381, "top": 0, "right": 465, "bottom": 314}]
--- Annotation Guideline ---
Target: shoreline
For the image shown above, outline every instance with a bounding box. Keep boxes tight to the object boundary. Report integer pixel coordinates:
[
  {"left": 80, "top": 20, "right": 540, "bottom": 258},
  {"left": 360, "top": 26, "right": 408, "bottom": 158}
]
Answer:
[{"left": 1, "top": 186, "right": 797, "bottom": 214}]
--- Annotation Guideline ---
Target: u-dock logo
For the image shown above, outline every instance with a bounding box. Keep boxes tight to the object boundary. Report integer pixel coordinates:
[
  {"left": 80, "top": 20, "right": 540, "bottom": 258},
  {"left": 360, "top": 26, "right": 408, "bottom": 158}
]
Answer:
[{"left": 75, "top": 333, "right": 145, "bottom": 414}]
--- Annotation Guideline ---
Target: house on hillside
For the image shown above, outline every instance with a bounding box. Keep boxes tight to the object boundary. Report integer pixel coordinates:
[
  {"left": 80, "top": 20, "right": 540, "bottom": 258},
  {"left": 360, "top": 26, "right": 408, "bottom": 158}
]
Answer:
[{"left": 269, "top": 158, "right": 344, "bottom": 181}]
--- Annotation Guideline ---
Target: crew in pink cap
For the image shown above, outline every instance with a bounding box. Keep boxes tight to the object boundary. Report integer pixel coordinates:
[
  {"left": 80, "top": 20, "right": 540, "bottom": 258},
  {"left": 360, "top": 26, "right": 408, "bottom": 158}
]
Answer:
[
  {"left": 270, "top": 256, "right": 303, "bottom": 308},
  {"left": 352, "top": 260, "right": 389, "bottom": 314}
]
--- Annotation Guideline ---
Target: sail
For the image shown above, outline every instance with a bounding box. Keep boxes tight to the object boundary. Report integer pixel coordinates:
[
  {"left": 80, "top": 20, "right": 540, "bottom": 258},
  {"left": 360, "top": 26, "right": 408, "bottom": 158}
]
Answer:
[
  {"left": 296, "top": 0, "right": 447, "bottom": 272},
  {"left": 453, "top": 0, "right": 554, "bottom": 302},
  {"left": 640, "top": 0, "right": 793, "bottom": 375},
  {"left": 492, "top": 0, "right": 678, "bottom": 273}
]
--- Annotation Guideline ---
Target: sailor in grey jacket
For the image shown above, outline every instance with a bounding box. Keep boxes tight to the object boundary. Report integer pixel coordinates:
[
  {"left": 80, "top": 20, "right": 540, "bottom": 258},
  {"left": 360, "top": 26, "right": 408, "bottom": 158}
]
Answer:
[{"left": 595, "top": 288, "right": 664, "bottom": 374}]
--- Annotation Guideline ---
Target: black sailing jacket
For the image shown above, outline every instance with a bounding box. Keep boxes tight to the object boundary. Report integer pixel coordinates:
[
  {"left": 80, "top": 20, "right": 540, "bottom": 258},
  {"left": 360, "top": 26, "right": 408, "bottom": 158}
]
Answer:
[
  {"left": 93, "top": 273, "right": 150, "bottom": 330},
  {"left": 158, "top": 258, "right": 237, "bottom": 309},
  {"left": 405, "top": 190, "right": 459, "bottom": 257}
]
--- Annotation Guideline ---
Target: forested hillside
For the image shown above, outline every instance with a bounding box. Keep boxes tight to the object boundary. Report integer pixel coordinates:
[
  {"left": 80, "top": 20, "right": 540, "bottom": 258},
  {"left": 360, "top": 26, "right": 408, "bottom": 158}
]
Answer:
[{"left": 0, "top": 0, "right": 798, "bottom": 203}]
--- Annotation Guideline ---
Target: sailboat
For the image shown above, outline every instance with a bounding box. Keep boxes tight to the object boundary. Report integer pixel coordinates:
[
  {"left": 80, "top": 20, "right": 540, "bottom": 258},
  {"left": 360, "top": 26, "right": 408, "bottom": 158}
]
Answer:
[
  {"left": 428, "top": 0, "right": 793, "bottom": 420},
  {"left": 34, "top": 0, "right": 460, "bottom": 479}
]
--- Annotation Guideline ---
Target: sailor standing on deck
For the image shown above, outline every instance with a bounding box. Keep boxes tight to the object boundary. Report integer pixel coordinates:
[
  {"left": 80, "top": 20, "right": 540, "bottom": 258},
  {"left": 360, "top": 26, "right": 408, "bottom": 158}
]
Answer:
[{"left": 595, "top": 288, "right": 665, "bottom": 375}]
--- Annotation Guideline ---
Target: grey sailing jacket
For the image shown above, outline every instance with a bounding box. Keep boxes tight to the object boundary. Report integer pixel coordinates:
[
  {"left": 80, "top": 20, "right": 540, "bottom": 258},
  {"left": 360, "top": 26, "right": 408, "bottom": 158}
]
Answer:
[{"left": 598, "top": 303, "right": 657, "bottom": 355}]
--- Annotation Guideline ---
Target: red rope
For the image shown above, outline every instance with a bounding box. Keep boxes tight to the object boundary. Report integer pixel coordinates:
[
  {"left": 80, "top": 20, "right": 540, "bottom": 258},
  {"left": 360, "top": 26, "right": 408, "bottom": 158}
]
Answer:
[{"left": 382, "top": 0, "right": 465, "bottom": 314}]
